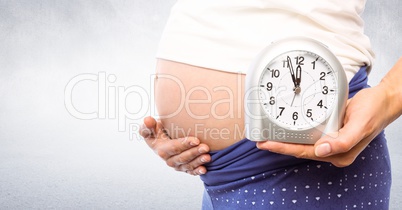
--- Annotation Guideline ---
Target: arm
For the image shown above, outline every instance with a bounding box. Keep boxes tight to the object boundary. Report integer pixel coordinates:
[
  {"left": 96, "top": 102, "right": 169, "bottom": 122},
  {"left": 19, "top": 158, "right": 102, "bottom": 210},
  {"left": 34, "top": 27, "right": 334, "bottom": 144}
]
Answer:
[
  {"left": 140, "top": 116, "right": 211, "bottom": 175},
  {"left": 257, "top": 57, "right": 402, "bottom": 167}
]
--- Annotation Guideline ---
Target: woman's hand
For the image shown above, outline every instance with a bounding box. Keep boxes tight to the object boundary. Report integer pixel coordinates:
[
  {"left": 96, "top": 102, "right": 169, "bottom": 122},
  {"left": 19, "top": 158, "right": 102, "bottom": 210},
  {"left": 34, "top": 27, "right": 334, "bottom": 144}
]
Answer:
[
  {"left": 140, "top": 116, "right": 211, "bottom": 175},
  {"left": 257, "top": 58, "right": 402, "bottom": 167}
]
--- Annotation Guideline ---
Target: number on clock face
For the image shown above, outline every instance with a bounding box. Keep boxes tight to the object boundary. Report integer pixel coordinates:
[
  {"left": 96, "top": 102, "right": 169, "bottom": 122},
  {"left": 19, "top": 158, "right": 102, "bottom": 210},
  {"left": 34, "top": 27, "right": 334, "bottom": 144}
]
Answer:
[{"left": 258, "top": 50, "right": 337, "bottom": 131}]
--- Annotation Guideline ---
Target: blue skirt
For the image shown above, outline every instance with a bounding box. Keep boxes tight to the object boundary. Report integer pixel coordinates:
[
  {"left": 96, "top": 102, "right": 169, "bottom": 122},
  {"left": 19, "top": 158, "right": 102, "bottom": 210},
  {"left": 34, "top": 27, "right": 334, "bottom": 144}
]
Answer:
[{"left": 200, "top": 67, "right": 392, "bottom": 210}]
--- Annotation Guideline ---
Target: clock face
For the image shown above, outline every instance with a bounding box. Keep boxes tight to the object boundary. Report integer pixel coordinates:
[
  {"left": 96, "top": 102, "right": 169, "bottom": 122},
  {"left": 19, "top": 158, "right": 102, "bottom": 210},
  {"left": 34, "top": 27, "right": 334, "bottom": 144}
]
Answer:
[{"left": 258, "top": 50, "right": 338, "bottom": 131}]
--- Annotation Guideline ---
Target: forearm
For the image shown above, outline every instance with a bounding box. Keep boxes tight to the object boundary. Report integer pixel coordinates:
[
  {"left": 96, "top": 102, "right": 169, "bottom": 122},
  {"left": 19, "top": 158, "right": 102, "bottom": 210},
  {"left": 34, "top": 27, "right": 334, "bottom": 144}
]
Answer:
[{"left": 377, "top": 57, "right": 402, "bottom": 126}]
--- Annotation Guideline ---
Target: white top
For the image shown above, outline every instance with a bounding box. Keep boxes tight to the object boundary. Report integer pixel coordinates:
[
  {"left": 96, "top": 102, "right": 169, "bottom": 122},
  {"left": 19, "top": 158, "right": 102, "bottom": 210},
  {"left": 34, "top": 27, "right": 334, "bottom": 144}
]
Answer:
[{"left": 156, "top": 0, "right": 374, "bottom": 81}]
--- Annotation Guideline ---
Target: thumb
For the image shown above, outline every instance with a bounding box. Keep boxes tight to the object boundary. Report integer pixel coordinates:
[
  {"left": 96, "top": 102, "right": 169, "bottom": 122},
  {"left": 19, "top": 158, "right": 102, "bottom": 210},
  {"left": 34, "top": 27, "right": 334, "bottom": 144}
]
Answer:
[
  {"left": 144, "top": 116, "right": 157, "bottom": 129},
  {"left": 314, "top": 121, "right": 365, "bottom": 157},
  {"left": 139, "top": 116, "right": 158, "bottom": 138}
]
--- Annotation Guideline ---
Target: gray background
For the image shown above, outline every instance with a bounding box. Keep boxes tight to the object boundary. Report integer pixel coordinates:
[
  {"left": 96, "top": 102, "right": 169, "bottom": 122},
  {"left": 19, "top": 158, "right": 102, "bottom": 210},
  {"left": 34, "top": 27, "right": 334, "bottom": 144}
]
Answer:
[{"left": 0, "top": 0, "right": 400, "bottom": 209}]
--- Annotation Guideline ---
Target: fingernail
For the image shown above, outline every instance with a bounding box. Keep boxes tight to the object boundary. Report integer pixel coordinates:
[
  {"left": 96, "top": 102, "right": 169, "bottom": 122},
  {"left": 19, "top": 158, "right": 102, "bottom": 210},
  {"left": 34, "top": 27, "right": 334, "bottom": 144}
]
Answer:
[
  {"left": 198, "top": 169, "right": 206, "bottom": 175},
  {"left": 201, "top": 157, "right": 208, "bottom": 163},
  {"left": 315, "top": 143, "right": 331, "bottom": 157},
  {"left": 190, "top": 140, "right": 198, "bottom": 146},
  {"left": 198, "top": 147, "right": 207, "bottom": 153}
]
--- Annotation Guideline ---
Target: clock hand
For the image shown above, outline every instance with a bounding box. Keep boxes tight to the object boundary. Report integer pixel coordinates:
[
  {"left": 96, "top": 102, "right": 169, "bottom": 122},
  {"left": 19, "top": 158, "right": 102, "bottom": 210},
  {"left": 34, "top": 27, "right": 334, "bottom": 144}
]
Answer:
[
  {"left": 291, "top": 92, "right": 296, "bottom": 107},
  {"left": 296, "top": 65, "right": 301, "bottom": 87},
  {"left": 287, "top": 56, "right": 297, "bottom": 89}
]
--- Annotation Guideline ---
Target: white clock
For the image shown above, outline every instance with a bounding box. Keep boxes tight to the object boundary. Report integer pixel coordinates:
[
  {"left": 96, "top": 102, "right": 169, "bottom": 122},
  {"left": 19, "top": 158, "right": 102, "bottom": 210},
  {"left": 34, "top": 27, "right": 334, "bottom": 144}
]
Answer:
[{"left": 245, "top": 37, "right": 348, "bottom": 144}]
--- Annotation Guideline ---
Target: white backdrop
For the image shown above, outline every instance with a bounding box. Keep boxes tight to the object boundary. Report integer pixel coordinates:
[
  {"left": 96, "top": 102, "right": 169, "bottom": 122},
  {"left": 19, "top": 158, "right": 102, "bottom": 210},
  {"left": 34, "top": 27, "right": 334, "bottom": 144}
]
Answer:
[{"left": 0, "top": 0, "right": 400, "bottom": 209}]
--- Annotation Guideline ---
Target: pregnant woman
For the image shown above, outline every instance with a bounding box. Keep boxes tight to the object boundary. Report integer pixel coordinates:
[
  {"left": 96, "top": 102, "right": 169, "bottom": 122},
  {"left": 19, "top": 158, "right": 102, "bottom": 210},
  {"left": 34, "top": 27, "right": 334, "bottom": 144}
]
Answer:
[{"left": 141, "top": 1, "right": 402, "bottom": 209}]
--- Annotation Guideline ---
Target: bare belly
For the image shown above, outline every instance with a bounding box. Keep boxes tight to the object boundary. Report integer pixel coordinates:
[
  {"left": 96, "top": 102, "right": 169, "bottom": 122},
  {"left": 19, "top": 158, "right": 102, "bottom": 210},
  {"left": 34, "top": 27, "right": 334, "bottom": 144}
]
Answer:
[{"left": 155, "top": 59, "right": 245, "bottom": 151}]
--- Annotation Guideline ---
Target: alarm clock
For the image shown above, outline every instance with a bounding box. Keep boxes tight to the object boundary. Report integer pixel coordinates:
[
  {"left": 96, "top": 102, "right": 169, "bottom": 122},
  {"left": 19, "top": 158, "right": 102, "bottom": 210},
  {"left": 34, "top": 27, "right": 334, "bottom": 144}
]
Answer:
[{"left": 245, "top": 37, "right": 348, "bottom": 144}]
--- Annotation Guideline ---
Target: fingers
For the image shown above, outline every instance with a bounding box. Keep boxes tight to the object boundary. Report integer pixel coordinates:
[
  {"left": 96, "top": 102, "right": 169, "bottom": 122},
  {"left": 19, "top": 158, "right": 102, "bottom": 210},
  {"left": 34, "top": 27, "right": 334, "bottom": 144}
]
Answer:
[
  {"left": 256, "top": 129, "right": 370, "bottom": 168},
  {"left": 166, "top": 143, "right": 210, "bottom": 166},
  {"left": 159, "top": 139, "right": 211, "bottom": 176},
  {"left": 166, "top": 143, "right": 209, "bottom": 165},
  {"left": 314, "top": 131, "right": 357, "bottom": 158},
  {"left": 139, "top": 116, "right": 211, "bottom": 175},
  {"left": 315, "top": 87, "right": 388, "bottom": 158},
  {"left": 185, "top": 166, "right": 208, "bottom": 176},
  {"left": 174, "top": 153, "right": 211, "bottom": 175},
  {"left": 257, "top": 87, "right": 387, "bottom": 168},
  {"left": 314, "top": 116, "right": 366, "bottom": 158},
  {"left": 256, "top": 141, "right": 314, "bottom": 159},
  {"left": 257, "top": 140, "right": 349, "bottom": 167}
]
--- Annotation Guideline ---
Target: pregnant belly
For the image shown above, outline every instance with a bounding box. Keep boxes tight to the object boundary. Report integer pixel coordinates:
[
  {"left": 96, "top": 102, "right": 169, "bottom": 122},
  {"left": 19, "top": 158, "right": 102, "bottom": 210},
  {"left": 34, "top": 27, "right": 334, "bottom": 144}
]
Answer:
[{"left": 155, "top": 59, "right": 246, "bottom": 151}]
